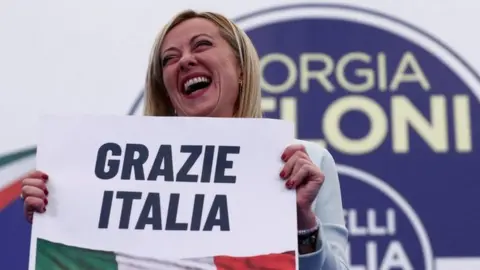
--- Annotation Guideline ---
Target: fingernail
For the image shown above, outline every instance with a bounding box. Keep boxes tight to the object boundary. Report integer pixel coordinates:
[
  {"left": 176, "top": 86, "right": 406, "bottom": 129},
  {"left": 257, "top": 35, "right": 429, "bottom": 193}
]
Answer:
[
  {"left": 281, "top": 154, "right": 286, "bottom": 161},
  {"left": 42, "top": 207, "right": 46, "bottom": 212},
  {"left": 44, "top": 198, "right": 48, "bottom": 205},
  {"left": 41, "top": 174, "right": 48, "bottom": 181},
  {"left": 44, "top": 189, "right": 49, "bottom": 196},
  {"left": 280, "top": 171, "right": 285, "bottom": 178},
  {"left": 286, "top": 180, "right": 293, "bottom": 189}
]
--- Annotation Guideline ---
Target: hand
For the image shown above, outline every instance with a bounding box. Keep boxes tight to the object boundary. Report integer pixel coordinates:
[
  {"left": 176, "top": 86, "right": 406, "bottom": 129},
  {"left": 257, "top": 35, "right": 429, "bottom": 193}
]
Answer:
[
  {"left": 280, "top": 144, "right": 324, "bottom": 229},
  {"left": 20, "top": 170, "right": 49, "bottom": 223}
]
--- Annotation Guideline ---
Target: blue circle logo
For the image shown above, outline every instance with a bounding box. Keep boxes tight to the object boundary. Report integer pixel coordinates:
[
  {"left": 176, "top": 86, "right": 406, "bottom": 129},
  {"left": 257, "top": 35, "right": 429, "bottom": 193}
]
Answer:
[{"left": 129, "top": 4, "right": 480, "bottom": 268}]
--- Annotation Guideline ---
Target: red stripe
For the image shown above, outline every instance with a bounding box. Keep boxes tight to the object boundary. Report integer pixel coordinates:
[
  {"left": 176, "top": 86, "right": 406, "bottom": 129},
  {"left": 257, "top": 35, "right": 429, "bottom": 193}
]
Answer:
[
  {"left": 214, "top": 251, "right": 295, "bottom": 269},
  {"left": 0, "top": 180, "right": 22, "bottom": 210}
]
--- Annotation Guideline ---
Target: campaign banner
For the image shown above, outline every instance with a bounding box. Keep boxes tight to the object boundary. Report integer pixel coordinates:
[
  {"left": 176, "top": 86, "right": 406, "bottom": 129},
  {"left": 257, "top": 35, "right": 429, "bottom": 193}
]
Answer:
[{"left": 28, "top": 115, "right": 297, "bottom": 270}]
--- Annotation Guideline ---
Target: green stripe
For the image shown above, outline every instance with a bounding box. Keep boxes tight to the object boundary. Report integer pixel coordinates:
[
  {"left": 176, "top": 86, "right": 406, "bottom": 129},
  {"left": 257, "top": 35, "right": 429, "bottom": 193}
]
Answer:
[
  {"left": 0, "top": 147, "right": 36, "bottom": 168},
  {"left": 36, "top": 238, "right": 118, "bottom": 270}
]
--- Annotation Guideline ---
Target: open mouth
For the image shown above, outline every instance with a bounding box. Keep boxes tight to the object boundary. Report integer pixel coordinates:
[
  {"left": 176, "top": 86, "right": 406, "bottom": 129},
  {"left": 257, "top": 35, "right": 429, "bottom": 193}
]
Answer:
[{"left": 183, "top": 76, "right": 212, "bottom": 96}]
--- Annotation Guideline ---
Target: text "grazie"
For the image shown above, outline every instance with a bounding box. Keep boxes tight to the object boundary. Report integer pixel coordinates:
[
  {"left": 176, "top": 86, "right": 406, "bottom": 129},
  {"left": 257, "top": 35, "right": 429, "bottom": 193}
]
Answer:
[{"left": 94, "top": 143, "right": 240, "bottom": 183}]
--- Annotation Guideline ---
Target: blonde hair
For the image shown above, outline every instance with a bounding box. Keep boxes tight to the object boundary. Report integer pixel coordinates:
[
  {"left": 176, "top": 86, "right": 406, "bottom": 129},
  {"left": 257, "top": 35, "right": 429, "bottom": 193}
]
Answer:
[{"left": 144, "top": 10, "right": 262, "bottom": 118}]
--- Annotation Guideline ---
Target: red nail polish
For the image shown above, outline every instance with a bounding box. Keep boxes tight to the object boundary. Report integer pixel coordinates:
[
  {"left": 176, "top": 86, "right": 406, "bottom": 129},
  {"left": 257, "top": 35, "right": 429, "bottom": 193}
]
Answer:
[
  {"left": 44, "top": 198, "right": 48, "bottom": 205},
  {"left": 44, "top": 189, "right": 49, "bottom": 195},
  {"left": 280, "top": 171, "right": 285, "bottom": 178},
  {"left": 41, "top": 174, "right": 49, "bottom": 181},
  {"left": 281, "top": 154, "right": 286, "bottom": 161},
  {"left": 286, "top": 180, "right": 292, "bottom": 188}
]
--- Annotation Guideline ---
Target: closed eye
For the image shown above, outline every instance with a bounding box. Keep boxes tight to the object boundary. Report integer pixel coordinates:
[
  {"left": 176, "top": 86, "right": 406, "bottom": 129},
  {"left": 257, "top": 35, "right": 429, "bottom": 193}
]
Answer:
[
  {"left": 162, "top": 56, "right": 172, "bottom": 67},
  {"left": 194, "top": 40, "right": 212, "bottom": 49}
]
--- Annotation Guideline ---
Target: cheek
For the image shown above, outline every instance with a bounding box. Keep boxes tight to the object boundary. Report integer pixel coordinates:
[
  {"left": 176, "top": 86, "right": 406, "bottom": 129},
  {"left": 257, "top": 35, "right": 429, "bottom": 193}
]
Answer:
[
  {"left": 162, "top": 69, "right": 177, "bottom": 94},
  {"left": 217, "top": 60, "right": 240, "bottom": 86},
  {"left": 222, "top": 73, "right": 240, "bottom": 102},
  {"left": 226, "top": 66, "right": 241, "bottom": 95}
]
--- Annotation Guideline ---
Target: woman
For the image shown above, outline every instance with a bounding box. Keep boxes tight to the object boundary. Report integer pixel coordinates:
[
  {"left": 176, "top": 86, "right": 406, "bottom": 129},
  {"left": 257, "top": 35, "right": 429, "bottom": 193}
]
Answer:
[{"left": 20, "top": 10, "right": 349, "bottom": 270}]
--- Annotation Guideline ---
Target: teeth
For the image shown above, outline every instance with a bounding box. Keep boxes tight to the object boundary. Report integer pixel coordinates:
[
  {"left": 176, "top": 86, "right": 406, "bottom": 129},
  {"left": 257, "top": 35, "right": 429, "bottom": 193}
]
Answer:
[{"left": 184, "top": 76, "right": 210, "bottom": 91}]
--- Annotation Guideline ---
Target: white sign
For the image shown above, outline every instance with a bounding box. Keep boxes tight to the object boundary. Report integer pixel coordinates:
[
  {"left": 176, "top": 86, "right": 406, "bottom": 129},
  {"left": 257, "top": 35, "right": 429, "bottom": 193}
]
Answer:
[{"left": 29, "top": 115, "right": 297, "bottom": 270}]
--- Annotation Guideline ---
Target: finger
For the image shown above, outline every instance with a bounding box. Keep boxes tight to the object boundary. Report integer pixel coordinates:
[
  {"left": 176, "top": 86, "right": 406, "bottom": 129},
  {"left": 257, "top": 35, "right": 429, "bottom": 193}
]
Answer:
[
  {"left": 24, "top": 204, "right": 43, "bottom": 223},
  {"left": 26, "top": 212, "right": 33, "bottom": 224},
  {"left": 30, "top": 170, "right": 49, "bottom": 181},
  {"left": 280, "top": 151, "right": 309, "bottom": 179},
  {"left": 286, "top": 164, "right": 313, "bottom": 189},
  {"left": 290, "top": 152, "right": 310, "bottom": 176},
  {"left": 24, "top": 207, "right": 34, "bottom": 224},
  {"left": 281, "top": 144, "right": 307, "bottom": 162},
  {"left": 22, "top": 179, "right": 48, "bottom": 198},
  {"left": 22, "top": 176, "right": 47, "bottom": 188},
  {"left": 22, "top": 185, "right": 47, "bottom": 199},
  {"left": 280, "top": 151, "right": 299, "bottom": 179},
  {"left": 24, "top": 196, "right": 46, "bottom": 212},
  {"left": 24, "top": 202, "right": 45, "bottom": 224},
  {"left": 19, "top": 170, "right": 49, "bottom": 182},
  {"left": 24, "top": 197, "right": 47, "bottom": 223}
]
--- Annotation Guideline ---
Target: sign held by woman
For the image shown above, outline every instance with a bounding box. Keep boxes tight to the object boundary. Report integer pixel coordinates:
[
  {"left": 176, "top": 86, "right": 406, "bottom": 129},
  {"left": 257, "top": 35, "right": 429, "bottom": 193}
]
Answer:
[{"left": 28, "top": 115, "right": 298, "bottom": 270}]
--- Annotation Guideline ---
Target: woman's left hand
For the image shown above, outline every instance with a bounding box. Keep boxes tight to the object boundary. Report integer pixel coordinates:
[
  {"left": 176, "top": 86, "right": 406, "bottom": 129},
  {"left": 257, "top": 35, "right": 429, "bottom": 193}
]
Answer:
[{"left": 280, "top": 144, "right": 325, "bottom": 229}]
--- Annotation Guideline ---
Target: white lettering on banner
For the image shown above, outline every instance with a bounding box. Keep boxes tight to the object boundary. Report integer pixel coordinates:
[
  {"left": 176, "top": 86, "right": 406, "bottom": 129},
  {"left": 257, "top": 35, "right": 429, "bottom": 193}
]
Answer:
[
  {"left": 234, "top": 7, "right": 479, "bottom": 157},
  {"left": 337, "top": 165, "right": 434, "bottom": 270},
  {"left": 347, "top": 241, "right": 413, "bottom": 270},
  {"left": 345, "top": 209, "right": 396, "bottom": 237},
  {"left": 260, "top": 52, "right": 431, "bottom": 93},
  {"left": 344, "top": 209, "right": 413, "bottom": 270},
  {"left": 262, "top": 94, "right": 472, "bottom": 154}
]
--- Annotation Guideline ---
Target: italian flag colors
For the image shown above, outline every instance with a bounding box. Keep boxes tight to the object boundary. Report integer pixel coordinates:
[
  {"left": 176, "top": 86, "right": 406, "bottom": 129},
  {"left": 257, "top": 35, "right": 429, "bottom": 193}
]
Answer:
[{"left": 35, "top": 238, "right": 296, "bottom": 270}]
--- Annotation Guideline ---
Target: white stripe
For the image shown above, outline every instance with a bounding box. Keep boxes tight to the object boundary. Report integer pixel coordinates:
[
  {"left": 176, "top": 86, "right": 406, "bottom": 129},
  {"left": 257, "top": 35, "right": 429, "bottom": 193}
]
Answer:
[
  {"left": 0, "top": 154, "right": 35, "bottom": 190},
  {"left": 116, "top": 254, "right": 217, "bottom": 270},
  {"left": 436, "top": 257, "right": 480, "bottom": 270}
]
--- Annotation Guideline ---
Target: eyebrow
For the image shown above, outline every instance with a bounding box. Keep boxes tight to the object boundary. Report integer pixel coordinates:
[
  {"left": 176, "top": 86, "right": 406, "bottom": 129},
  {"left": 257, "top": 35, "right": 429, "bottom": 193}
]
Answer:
[{"left": 162, "top": 33, "right": 214, "bottom": 55}]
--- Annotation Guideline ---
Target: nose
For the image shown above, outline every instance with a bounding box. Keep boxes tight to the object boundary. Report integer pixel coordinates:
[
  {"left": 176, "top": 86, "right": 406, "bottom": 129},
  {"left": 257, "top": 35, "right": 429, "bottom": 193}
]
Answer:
[{"left": 179, "top": 53, "right": 197, "bottom": 72}]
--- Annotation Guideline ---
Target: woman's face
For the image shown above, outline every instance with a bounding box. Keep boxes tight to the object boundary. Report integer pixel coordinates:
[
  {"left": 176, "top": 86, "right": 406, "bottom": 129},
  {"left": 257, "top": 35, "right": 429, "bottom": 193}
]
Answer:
[{"left": 160, "top": 18, "right": 241, "bottom": 117}]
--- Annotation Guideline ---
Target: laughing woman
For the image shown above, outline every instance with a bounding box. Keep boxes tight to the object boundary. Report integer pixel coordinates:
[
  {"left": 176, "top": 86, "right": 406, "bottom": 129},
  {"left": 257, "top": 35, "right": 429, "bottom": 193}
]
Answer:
[{"left": 20, "top": 10, "right": 349, "bottom": 270}]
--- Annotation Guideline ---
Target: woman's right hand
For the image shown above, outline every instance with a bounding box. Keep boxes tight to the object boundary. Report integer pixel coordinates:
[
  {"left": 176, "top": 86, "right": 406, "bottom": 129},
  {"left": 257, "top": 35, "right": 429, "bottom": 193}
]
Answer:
[{"left": 20, "top": 170, "right": 49, "bottom": 223}]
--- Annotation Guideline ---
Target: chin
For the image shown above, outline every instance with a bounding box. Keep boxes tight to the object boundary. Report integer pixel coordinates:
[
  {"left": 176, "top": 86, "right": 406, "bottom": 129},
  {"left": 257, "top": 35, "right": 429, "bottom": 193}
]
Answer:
[
  {"left": 181, "top": 105, "right": 217, "bottom": 117},
  {"left": 178, "top": 95, "right": 220, "bottom": 117}
]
